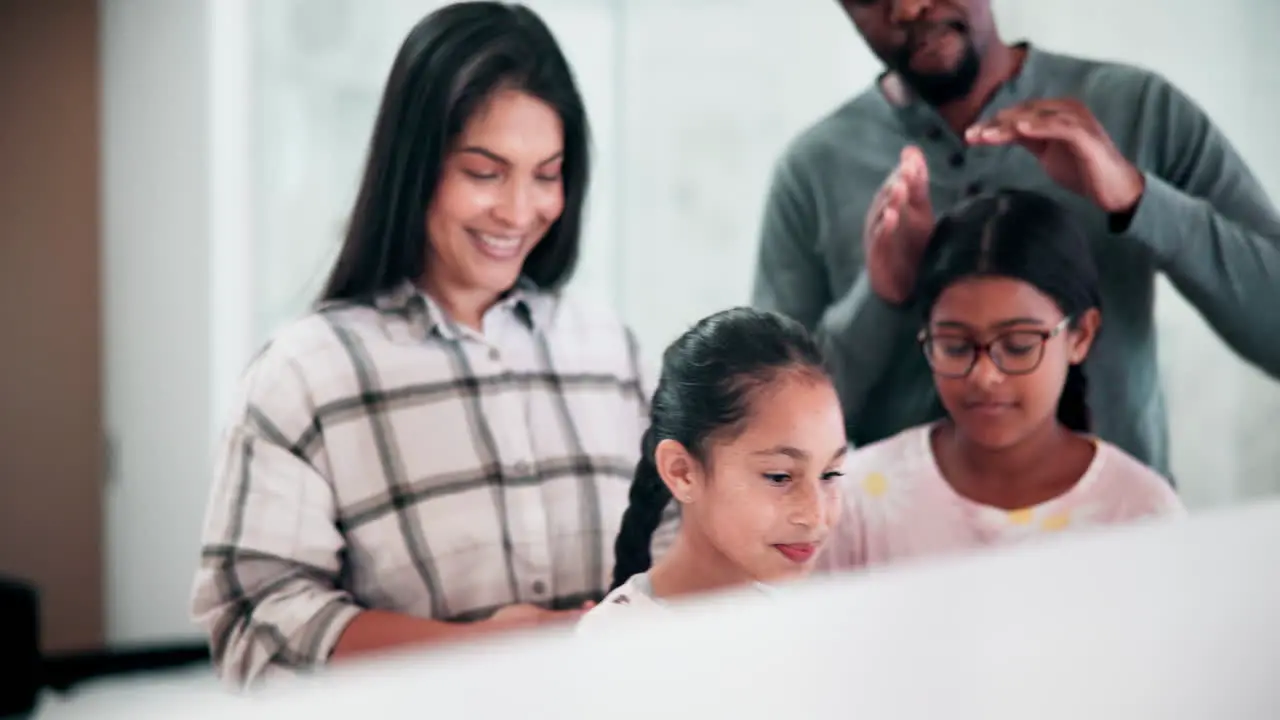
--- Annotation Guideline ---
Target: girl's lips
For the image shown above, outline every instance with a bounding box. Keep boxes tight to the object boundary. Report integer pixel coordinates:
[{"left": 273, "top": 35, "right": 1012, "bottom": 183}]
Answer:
[{"left": 774, "top": 543, "right": 818, "bottom": 563}]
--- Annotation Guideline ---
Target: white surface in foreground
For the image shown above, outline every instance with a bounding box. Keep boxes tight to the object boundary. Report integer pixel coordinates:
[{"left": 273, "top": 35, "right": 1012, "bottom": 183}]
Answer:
[
  {"left": 31, "top": 666, "right": 218, "bottom": 719},
  {"left": 71, "top": 499, "right": 1280, "bottom": 718}
]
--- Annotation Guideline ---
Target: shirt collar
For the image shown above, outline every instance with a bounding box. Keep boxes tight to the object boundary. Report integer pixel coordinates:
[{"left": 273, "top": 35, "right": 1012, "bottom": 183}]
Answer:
[{"left": 373, "top": 277, "right": 550, "bottom": 342}]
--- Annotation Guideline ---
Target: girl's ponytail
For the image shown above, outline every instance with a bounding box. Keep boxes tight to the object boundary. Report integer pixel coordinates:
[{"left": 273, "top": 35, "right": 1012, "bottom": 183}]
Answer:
[{"left": 610, "top": 428, "right": 670, "bottom": 590}]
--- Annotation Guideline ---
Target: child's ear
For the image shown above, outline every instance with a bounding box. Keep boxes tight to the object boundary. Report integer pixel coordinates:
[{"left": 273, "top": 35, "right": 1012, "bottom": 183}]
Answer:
[
  {"left": 1068, "top": 307, "right": 1102, "bottom": 364},
  {"left": 654, "top": 438, "right": 703, "bottom": 504}
]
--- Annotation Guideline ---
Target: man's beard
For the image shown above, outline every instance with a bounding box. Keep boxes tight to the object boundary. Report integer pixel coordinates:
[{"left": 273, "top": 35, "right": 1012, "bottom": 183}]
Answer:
[{"left": 889, "top": 34, "right": 982, "bottom": 107}]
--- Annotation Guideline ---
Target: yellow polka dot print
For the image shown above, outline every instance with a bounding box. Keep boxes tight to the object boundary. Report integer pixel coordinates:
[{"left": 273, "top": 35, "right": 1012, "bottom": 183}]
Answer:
[
  {"left": 1040, "top": 512, "right": 1072, "bottom": 532},
  {"left": 862, "top": 472, "right": 888, "bottom": 497},
  {"left": 1006, "top": 508, "right": 1034, "bottom": 525}
]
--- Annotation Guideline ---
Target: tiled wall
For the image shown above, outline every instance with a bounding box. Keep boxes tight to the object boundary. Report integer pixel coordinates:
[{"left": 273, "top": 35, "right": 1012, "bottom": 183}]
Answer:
[{"left": 248, "top": 0, "right": 1280, "bottom": 506}]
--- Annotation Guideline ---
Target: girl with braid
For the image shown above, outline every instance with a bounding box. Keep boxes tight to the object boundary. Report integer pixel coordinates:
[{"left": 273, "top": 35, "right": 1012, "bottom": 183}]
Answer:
[
  {"left": 823, "top": 189, "right": 1184, "bottom": 572},
  {"left": 578, "top": 308, "right": 848, "bottom": 629}
]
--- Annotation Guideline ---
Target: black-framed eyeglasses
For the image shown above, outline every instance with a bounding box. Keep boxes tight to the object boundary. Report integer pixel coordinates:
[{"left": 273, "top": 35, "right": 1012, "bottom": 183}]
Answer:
[{"left": 917, "top": 317, "right": 1072, "bottom": 378}]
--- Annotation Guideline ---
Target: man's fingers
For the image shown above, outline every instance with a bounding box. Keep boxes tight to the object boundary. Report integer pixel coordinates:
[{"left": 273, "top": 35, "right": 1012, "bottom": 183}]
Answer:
[
  {"left": 905, "top": 170, "right": 931, "bottom": 208},
  {"left": 867, "top": 177, "right": 905, "bottom": 233},
  {"left": 867, "top": 149, "right": 927, "bottom": 247},
  {"left": 900, "top": 145, "right": 926, "bottom": 173},
  {"left": 896, "top": 147, "right": 931, "bottom": 207},
  {"left": 879, "top": 206, "right": 900, "bottom": 237},
  {"left": 867, "top": 185, "right": 892, "bottom": 225},
  {"left": 887, "top": 177, "right": 909, "bottom": 207},
  {"left": 967, "top": 99, "right": 1092, "bottom": 146},
  {"left": 867, "top": 211, "right": 884, "bottom": 243},
  {"left": 965, "top": 123, "right": 1017, "bottom": 145},
  {"left": 967, "top": 115, "right": 1083, "bottom": 154},
  {"left": 965, "top": 104, "right": 1031, "bottom": 144},
  {"left": 1009, "top": 115, "right": 1084, "bottom": 143}
]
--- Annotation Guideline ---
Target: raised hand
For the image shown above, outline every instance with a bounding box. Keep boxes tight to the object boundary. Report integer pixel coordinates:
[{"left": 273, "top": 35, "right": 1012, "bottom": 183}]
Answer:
[
  {"left": 965, "top": 98, "right": 1145, "bottom": 214},
  {"left": 864, "top": 146, "right": 936, "bottom": 305}
]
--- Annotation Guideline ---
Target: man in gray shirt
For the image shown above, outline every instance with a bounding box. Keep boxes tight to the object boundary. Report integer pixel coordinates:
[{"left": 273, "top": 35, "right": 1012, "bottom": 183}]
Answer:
[{"left": 751, "top": 0, "right": 1280, "bottom": 479}]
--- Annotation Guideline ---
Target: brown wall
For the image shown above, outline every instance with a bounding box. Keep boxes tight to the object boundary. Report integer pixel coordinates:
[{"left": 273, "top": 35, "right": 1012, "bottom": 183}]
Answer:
[{"left": 0, "top": 0, "right": 104, "bottom": 652}]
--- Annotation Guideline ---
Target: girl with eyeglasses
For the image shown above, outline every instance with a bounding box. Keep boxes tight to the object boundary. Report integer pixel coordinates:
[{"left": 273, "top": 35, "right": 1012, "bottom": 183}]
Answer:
[{"left": 822, "top": 188, "right": 1184, "bottom": 570}]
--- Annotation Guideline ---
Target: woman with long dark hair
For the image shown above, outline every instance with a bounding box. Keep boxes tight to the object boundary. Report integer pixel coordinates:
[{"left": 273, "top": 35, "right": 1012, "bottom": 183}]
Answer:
[{"left": 192, "top": 2, "right": 658, "bottom": 686}]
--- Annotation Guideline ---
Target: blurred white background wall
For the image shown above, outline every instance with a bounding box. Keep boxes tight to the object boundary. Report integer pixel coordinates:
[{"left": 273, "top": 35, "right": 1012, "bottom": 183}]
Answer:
[{"left": 101, "top": 0, "right": 1280, "bottom": 644}]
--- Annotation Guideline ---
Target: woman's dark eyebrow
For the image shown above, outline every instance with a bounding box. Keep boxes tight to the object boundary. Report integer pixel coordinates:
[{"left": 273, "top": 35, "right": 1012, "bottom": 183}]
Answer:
[
  {"left": 457, "top": 146, "right": 509, "bottom": 165},
  {"left": 457, "top": 147, "right": 563, "bottom": 166}
]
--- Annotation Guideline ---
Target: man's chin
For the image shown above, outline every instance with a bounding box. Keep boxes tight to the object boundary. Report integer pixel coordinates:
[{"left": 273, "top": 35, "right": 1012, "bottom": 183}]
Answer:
[
  {"left": 898, "top": 63, "right": 979, "bottom": 106},
  {"left": 888, "top": 41, "right": 981, "bottom": 106}
]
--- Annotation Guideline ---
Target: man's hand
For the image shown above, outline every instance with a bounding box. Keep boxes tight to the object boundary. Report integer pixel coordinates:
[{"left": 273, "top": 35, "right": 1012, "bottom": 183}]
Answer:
[
  {"left": 965, "top": 98, "right": 1145, "bottom": 214},
  {"left": 864, "top": 146, "right": 936, "bottom": 305}
]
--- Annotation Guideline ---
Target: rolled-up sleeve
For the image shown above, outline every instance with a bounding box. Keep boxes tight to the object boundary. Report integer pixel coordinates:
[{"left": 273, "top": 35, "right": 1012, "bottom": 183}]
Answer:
[{"left": 191, "top": 347, "right": 361, "bottom": 688}]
